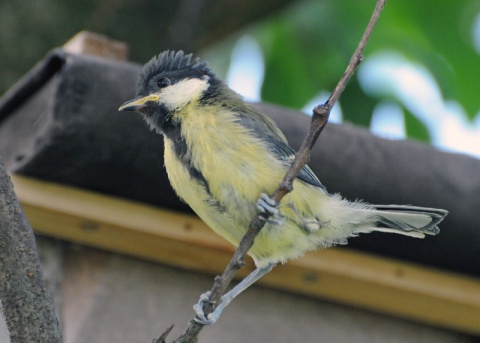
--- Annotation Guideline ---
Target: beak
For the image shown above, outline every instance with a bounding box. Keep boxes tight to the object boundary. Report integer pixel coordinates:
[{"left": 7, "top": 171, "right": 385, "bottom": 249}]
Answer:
[{"left": 118, "top": 94, "right": 160, "bottom": 111}]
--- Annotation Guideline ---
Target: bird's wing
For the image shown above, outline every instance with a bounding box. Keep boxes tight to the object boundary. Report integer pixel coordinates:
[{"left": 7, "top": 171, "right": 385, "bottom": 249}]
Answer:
[
  {"left": 236, "top": 107, "right": 327, "bottom": 191},
  {"left": 265, "top": 136, "right": 326, "bottom": 190}
]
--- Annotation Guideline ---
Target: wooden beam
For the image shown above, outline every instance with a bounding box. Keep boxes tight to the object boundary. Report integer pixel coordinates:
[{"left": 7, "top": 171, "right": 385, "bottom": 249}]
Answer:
[
  {"left": 10, "top": 174, "right": 480, "bottom": 335},
  {"left": 63, "top": 31, "right": 128, "bottom": 60}
]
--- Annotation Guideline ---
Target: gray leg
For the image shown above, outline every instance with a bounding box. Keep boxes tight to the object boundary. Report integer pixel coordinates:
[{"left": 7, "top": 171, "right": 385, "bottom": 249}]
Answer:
[{"left": 194, "top": 263, "right": 276, "bottom": 325}]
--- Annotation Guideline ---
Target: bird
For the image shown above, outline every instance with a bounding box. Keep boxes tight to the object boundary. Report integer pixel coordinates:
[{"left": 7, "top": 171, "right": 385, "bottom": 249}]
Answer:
[{"left": 119, "top": 50, "right": 448, "bottom": 325}]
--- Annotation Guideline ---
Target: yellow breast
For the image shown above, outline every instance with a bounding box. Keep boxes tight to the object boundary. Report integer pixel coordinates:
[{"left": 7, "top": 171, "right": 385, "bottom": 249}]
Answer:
[{"left": 162, "top": 103, "right": 332, "bottom": 267}]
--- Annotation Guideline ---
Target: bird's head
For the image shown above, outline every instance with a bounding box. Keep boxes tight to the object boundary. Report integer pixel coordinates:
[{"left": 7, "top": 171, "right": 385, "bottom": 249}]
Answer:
[{"left": 119, "top": 50, "right": 219, "bottom": 132}]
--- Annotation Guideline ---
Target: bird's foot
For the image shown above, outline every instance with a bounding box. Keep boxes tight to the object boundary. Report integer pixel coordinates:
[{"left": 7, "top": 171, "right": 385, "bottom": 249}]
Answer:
[
  {"left": 256, "top": 193, "right": 283, "bottom": 225},
  {"left": 193, "top": 291, "right": 224, "bottom": 325}
]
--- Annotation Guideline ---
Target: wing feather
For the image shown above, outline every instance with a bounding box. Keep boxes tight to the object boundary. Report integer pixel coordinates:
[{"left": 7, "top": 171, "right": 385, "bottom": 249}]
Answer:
[{"left": 235, "top": 106, "right": 326, "bottom": 191}]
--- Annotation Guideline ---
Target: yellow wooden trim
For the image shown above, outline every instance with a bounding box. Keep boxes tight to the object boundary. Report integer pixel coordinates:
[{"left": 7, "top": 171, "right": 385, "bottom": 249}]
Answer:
[{"left": 10, "top": 174, "right": 480, "bottom": 335}]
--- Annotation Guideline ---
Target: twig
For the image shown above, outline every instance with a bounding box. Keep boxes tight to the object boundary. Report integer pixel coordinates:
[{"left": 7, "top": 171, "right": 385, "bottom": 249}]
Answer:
[
  {"left": 167, "top": 1, "right": 387, "bottom": 342},
  {"left": 153, "top": 325, "right": 174, "bottom": 343}
]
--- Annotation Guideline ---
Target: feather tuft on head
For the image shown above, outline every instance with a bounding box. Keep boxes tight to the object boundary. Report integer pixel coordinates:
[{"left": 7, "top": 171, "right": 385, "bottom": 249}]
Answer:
[
  {"left": 135, "top": 51, "right": 216, "bottom": 97},
  {"left": 139, "top": 51, "right": 211, "bottom": 81}
]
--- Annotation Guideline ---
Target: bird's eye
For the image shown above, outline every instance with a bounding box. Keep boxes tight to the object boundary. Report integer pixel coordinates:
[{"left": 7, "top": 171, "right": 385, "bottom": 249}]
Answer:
[{"left": 157, "top": 77, "right": 171, "bottom": 88}]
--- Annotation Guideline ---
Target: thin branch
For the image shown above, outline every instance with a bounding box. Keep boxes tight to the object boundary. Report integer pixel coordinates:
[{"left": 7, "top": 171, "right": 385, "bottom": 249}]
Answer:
[
  {"left": 153, "top": 325, "right": 174, "bottom": 343},
  {"left": 164, "top": 1, "right": 387, "bottom": 342}
]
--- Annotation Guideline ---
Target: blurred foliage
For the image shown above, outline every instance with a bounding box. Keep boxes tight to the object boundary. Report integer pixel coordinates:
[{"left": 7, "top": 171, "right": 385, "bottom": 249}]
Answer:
[
  {"left": 208, "top": 0, "right": 480, "bottom": 141},
  {"left": 283, "top": 1, "right": 476, "bottom": 122},
  {"left": 404, "top": 109, "right": 431, "bottom": 142},
  {"left": 1, "top": 0, "right": 479, "bottom": 143},
  {"left": 0, "top": 0, "right": 294, "bottom": 95}
]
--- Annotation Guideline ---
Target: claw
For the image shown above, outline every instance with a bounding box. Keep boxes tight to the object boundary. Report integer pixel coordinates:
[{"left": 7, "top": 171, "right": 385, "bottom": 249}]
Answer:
[
  {"left": 193, "top": 264, "right": 276, "bottom": 325},
  {"left": 256, "top": 193, "right": 284, "bottom": 225},
  {"left": 193, "top": 291, "right": 224, "bottom": 325}
]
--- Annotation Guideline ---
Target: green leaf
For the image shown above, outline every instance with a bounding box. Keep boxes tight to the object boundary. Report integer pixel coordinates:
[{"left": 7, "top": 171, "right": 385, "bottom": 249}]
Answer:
[
  {"left": 341, "top": 78, "right": 378, "bottom": 127},
  {"left": 404, "top": 109, "right": 431, "bottom": 142},
  {"left": 260, "top": 20, "right": 319, "bottom": 108}
]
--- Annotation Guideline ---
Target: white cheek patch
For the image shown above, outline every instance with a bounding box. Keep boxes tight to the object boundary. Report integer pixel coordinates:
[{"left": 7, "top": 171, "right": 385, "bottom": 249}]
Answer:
[{"left": 160, "top": 76, "right": 210, "bottom": 110}]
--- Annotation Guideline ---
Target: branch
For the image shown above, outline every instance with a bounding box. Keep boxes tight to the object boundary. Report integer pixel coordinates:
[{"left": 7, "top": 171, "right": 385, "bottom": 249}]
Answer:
[
  {"left": 0, "top": 155, "right": 62, "bottom": 342},
  {"left": 162, "top": 1, "right": 387, "bottom": 341}
]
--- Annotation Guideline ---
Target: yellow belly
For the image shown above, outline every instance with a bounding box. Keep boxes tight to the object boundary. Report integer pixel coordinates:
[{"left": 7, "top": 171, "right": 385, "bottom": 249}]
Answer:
[
  {"left": 161, "top": 104, "right": 352, "bottom": 267},
  {"left": 163, "top": 137, "right": 338, "bottom": 267}
]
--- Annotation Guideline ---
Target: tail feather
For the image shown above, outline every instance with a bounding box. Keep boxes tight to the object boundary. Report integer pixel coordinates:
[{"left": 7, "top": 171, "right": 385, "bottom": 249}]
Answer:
[{"left": 356, "top": 205, "right": 448, "bottom": 238}]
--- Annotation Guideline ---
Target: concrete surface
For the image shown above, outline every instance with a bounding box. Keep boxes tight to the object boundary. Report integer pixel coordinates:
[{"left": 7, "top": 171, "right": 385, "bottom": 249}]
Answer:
[{"left": 36, "top": 236, "right": 476, "bottom": 343}]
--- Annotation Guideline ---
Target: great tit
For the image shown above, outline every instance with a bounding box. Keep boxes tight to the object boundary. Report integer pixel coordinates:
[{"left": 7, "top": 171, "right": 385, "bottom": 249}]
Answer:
[{"left": 119, "top": 50, "right": 447, "bottom": 325}]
